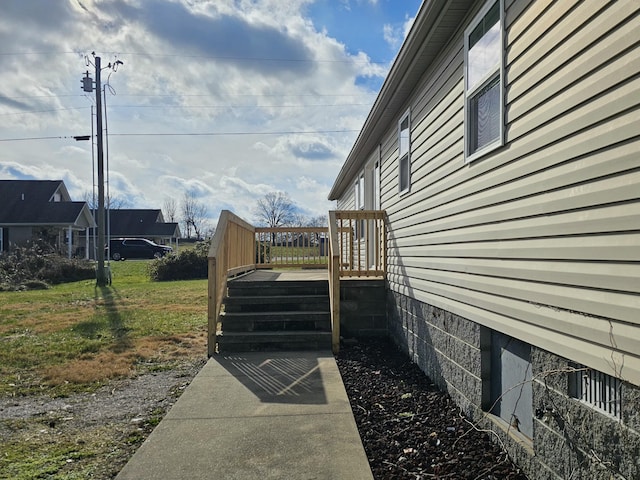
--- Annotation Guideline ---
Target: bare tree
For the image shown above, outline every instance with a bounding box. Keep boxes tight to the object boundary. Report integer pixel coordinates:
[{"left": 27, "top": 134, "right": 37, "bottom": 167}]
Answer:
[
  {"left": 307, "top": 215, "right": 328, "bottom": 227},
  {"left": 181, "top": 190, "right": 209, "bottom": 239},
  {"left": 254, "top": 192, "right": 296, "bottom": 228},
  {"left": 82, "top": 190, "right": 130, "bottom": 210},
  {"left": 291, "top": 213, "right": 306, "bottom": 227},
  {"left": 163, "top": 197, "right": 178, "bottom": 223}
]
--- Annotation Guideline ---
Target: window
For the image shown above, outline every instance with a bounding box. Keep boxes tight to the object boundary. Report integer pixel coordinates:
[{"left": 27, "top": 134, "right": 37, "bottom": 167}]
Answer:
[
  {"left": 570, "top": 365, "right": 622, "bottom": 419},
  {"left": 398, "top": 110, "right": 411, "bottom": 193},
  {"left": 464, "top": 0, "right": 504, "bottom": 162},
  {"left": 373, "top": 159, "right": 381, "bottom": 210},
  {"left": 355, "top": 172, "right": 365, "bottom": 240},
  {"left": 356, "top": 173, "right": 365, "bottom": 211}
]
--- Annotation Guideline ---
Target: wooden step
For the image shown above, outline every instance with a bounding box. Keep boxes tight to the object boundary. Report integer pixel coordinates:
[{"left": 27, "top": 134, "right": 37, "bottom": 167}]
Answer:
[
  {"left": 217, "top": 331, "right": 332, "bottom": 352},
  {"left": 221, "top": 311, "right": 330, "bottom": 332},
  {"left": 218, "top": 278, "right": 331, "bottom": 353},
  {"left": 224, "top": 295, "right": 329, "bottom": 313}
]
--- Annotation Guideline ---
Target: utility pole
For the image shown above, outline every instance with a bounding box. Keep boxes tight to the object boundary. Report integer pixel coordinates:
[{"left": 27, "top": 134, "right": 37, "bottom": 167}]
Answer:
[
  {"left": 94, "top": 56, "right": 107, "bottom": 286},
  {"left": 82, "top": 54, "right": 120, "bottom": 287}
]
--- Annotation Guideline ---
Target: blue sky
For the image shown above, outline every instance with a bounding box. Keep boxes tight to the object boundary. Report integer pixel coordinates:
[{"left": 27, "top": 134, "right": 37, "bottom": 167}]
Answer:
[{"left": 0, "top": 0, "right": 422, "bottom": 231}]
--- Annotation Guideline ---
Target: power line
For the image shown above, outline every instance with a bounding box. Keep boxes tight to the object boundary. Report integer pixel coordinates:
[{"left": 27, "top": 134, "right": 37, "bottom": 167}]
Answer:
[
  {"left": 0, "top": 50, "right": 387, "bottom": 64},
  {"left": 109, "top": 130, "right": 361, "bottom": 137},
  {"left": 0, "top": 135, "right": 84, "bottom": 142},
  {"left": 0, "top": 129, "right": 360, "bottom": 142},
  {"left": 0, "top": 102, "right": 371, "bottom": 116},
  {"left": 0, "top": 92, "right": 377, "bottom": 100},
  {"left": 0, "top": 106, "right": 91, "bottom": 117},
  {"left": 107, "top": 103, "right": 372, "bottom": 109}
]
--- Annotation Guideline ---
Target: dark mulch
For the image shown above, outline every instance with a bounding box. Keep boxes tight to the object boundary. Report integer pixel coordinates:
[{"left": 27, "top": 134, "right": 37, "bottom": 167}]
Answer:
[{"left": 336, "top": 338, "right": 529, "bottom": 480}]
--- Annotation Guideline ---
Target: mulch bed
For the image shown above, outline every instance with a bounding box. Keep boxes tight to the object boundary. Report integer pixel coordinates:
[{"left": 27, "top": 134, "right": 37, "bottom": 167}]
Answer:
[{"left": 336, "top": 338, "right": 529, "bottom": 480}]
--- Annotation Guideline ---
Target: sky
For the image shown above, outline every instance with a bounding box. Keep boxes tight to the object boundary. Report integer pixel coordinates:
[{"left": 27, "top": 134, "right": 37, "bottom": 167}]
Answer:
[{"left": 0, "top": 0, "right": 421, "bottom": 231}]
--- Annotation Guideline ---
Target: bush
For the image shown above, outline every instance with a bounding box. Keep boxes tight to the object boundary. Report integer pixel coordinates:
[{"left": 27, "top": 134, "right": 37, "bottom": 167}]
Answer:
[
  {"left": 148, "top": 240, "right": 210, "bottom": 281},
  {"left": 0, "top": 242, "right": 96, "bottom": 291}
]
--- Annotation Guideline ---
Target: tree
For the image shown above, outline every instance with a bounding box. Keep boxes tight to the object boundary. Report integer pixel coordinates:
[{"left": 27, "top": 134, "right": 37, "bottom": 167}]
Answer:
[
  {"left": 181, "top": 191, "right": 209, "bottom": 240},
  {"left": 81, "top": 190, "right": 129, "bottom": 210},
  {"left": 306, "top": 215, "right": 328, "bottom": 227},
  {"left": 163, "top": 197, "right": 178, "bottom": 223},
  {"left": 254, "top": 192, "right": 297, "bottom": 245},
  {"left": 254, "top": 192, "right": 296, "bottom": 228}
]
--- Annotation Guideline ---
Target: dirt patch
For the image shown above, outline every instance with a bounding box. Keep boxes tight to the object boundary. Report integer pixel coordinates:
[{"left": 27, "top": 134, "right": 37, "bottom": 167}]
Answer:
[{"left": 0, "top": 359, "right": 205, "bottom": 479}]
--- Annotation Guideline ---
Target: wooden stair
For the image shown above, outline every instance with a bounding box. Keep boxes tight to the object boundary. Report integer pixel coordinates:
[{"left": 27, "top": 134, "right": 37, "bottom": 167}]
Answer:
[{"left": 217, "top": 279, "right": 332, "bottom": 352}]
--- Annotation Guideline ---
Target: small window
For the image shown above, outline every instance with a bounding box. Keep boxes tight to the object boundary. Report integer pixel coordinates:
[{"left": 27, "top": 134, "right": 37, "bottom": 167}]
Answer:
[
  {"left": 570, "top": 364, "right": 622, "bottom": 419},
  {"left": 398, "top": 110, "right": 410, "bottom": 194},
  {"left": 464, "top": 0, "right": 504, "bottom": 162},
  {"left": 355, "top": 173, "right": 365, "bottom": 240},
  {"left": 356, "top": 173, "right": 365, "bottom": 211},
  {"left": 373, "top": 159, "right": 381, "bottom": 210}
]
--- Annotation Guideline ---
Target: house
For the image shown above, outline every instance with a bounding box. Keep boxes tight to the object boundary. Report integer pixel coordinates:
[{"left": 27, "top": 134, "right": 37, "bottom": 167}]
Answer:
[
  {"left": 329, "top": 1, "right": 640, "bottom": 479},
  {"left": 104, "top": 209, "right": 180, "bottom": 245},
  {"left": 0, "top": 180, "right": 95, "bottom": 258},
  {"left": 81, "top": 209, "right": 181, "bottom": 259}
]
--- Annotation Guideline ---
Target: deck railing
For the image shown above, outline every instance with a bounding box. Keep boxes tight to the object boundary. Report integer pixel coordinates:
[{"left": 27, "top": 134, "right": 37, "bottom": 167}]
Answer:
[
  {"left": 333, "top": 210, "right": 386, "bottom": 278},
  {"left": 207, "top": 209, "right": 386, "bottom": 354},
  {"left": 255, "top": 227, "right": 328, "bottom": 268},
  {"left": 207, "top": 210, "right": 256, "bottom": 356},
  {"left": 328, "top": 212, "right": 341, "bottom": 352}
]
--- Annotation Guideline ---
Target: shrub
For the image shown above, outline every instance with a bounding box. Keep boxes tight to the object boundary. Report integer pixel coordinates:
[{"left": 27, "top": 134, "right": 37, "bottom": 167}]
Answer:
[
  {"left": 0, "top": 242, "right": 95, "bottom": 291},
  {"left": 148, "top": 240, "right": 210, "bottom": 281}
]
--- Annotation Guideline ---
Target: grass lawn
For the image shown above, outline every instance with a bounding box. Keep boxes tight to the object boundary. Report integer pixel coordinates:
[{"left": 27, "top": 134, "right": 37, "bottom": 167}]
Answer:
[
  {"left": 0, "top": 260, "right": 208, "bottom": 479},
  {"left": 0, "top": 259, "right": 208, "bottom": 398}
]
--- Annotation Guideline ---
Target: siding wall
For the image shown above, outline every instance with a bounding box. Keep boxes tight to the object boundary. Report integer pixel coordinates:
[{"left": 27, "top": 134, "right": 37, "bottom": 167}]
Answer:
[
  {"left": 336, "top": 182, "right": 356, "bottom": 211},
  {"left": 342, "top": 0, "right": 640, "bottom": 386}
]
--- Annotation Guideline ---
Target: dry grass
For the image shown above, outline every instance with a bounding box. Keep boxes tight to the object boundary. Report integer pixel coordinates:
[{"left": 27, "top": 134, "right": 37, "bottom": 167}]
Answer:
[
  {"left": 0, "top": 260, "right": 210, "bottom": 479},
  {"left": 40, "top": 331, "right": 207, "bottom": 385},
  {"left": 0, "top": 261, "right": 208, "bottom": 397},
  {"left": 42, "top": 351, "right": 136, "bottom": 385}
]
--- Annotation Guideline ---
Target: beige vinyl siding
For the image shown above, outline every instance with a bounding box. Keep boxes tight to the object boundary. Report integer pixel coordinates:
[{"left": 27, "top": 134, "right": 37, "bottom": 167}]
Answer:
[
  {"left": 336, "top": 183, "right": 356, "bottom": 211},
  {"left": 379, "top": 0, "right": 640, "bottom": 385}
]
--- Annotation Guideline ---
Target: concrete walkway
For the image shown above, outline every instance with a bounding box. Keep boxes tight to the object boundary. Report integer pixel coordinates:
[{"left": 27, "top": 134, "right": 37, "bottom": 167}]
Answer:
[{"left": 116, "top": 351, "right": 373, "bottom": 480}]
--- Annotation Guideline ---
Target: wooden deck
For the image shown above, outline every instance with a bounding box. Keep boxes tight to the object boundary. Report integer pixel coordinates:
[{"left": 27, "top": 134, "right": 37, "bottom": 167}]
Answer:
[{"left": 230, "top": 269, "right": 328, "bottom": 282}]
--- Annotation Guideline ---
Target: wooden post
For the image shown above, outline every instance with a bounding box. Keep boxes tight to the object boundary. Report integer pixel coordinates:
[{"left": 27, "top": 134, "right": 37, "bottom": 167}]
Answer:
[{"left": 207, "top": 256, "right": 217, "bottom": 357}]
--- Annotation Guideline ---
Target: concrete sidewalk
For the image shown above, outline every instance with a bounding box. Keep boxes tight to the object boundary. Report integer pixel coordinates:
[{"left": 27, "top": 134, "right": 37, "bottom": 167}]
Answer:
[{"left": 116, "top": 351, "right": 374, "bottom": 480}]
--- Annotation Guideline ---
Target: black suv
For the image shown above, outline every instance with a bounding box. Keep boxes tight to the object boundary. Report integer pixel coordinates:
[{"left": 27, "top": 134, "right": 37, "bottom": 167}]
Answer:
[{"left": 107, "top": 238, "right": 172, "bottom": 261}]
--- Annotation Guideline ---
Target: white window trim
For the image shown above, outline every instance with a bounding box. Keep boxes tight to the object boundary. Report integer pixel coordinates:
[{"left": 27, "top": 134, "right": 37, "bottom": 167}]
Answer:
[
  {"left": 373, "top": 157, "right": 381, "bottom": 210},
  {"left": 398, "top": 108, "right": 411, "bottom": 195},
  {"left": 464, "top": 0, "right": 505, "bottom": 164}
]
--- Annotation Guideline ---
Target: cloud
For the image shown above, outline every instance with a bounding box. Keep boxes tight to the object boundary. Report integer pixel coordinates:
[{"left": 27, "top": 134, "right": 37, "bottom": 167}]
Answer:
[
  {"left": 0, "top": 0, "right": 396, "bottom": 228},
  {"left": 0, "top": 95, "right": 31, "bottom": 111},
  {"left": 102, "top": 0, "right": 314, "bottom": 76},
  {"left": 383, "top": 14, "right": 416, "bottom": 51},
  {"left": 263, "top": 134, "right": 336, "bottom": 161}
]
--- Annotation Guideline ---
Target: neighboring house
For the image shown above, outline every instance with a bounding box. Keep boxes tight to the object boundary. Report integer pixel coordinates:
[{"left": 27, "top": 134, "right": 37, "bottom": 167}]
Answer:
[
  {"left": 329, "top": 1, "right": 639, "bottom": 479},
  {"left": 0, "top": 180, "right": 95, "bottom": 258},
  {"left": 81, "top": 209, "right": 181, "bottom": 259},
  {"left": 105, "top": 209, "right": 180, "bottom": 244}
]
